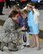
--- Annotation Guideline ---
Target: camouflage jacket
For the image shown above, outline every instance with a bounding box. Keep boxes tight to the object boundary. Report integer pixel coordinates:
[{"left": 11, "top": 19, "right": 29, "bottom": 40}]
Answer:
[{"left": 0, "top": 18, "right": 19, "bottom": 43}]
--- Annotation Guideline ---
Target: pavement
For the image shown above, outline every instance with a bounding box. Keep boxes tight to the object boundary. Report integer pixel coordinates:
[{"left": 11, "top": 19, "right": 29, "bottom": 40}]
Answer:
[
  {"left": 0, "top": 47, "right": 43, "bottom": 54},
  {"left": 0, "top": 7, "right": 43, "bottom": 54}
]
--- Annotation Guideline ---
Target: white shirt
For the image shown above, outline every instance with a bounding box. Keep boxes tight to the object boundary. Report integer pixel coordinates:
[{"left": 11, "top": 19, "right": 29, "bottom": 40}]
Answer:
[{"left": 33, "top": 8, "right": 40, "bottom": 24}]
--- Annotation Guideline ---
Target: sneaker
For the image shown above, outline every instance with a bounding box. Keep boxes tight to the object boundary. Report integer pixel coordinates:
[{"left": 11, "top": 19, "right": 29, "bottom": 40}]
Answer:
[
  {"left": 20, "top": 45, "right": 24, "bottom": 49},
  {"left": 23, "top": 42, "right": 26, "bottom": 47},
  {"left": 23, "top": 45, "right": 26, "bottom": 47}
]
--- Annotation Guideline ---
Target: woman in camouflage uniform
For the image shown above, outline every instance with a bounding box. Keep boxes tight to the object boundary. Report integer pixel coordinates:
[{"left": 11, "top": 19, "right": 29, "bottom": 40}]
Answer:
[{"left": 0, "top": 10, "right": 21, "bottom": 51}]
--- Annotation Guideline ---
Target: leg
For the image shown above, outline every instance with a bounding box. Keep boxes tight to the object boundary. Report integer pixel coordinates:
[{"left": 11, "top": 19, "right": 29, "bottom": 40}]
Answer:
[
  {"left": 31, "top": 34, "right": 36, "bottom": 48},
  {"left": 0, "top": 7, "right": 2, "bottom": 14},
  {"left": 23, "top": 32, "right": 27, "bottom": 47},
  {"left": 0, "top": 2, "right": 4, "bottom": 15},
  {"left": 1, "top": 42, "right": 5, "bottom": 51},
  {"left": 35, "top": 34, "right": 40, "bottom": 50},
  {"left": 19, "top": 32, "right": 25, "bottom": 49},
  {"left": 6, "top": 0, "right": 8, "bottom": 8},
  {"left": 6, "top": 0, "right": 11, "bottom": 8},
  {"left": 26, "top": 32, "right": 30, "bottom": 47},
  {"left": 8, "top": 0, "right": 11, "bottom": 8}
]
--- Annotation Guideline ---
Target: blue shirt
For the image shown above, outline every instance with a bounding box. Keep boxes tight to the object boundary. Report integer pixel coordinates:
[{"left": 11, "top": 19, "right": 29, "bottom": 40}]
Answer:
[
  {"left": 18, "top": 17, "right": 25, "bottom": 27},
  {"left": 18, "top": 16, "right": 28, "bottom": 28},
  {"left": 27, "top": 11, "right": 34, "bottom": 26}
]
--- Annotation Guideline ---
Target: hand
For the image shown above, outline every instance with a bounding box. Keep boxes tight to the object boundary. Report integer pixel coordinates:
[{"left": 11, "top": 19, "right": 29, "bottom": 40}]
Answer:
[
  {"left": 17, "top": 26, "right": 25, "bottom": 31},
  {"left": 32, "top": 6, "right": 35, "bottom": 9},
  {"left": 21, "top": 26, "right": 25, "bottom": 30}
]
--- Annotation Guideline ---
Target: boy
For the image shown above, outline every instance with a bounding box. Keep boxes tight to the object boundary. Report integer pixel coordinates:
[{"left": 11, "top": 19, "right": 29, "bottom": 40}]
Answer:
[{"left": 18, "top": 10, "right": 30, "bottom": 47}]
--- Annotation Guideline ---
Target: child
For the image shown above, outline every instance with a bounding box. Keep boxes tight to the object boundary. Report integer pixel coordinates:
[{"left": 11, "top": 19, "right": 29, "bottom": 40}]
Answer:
[
  {"left": 27, "top": 3, "right": 40, "bottom": 50},
  {"left": 18, "top": 10, "right": 30, "bottom": 47}
]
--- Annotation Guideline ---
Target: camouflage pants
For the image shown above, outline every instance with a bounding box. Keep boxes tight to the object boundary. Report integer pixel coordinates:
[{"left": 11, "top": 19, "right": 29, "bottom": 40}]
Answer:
[
  {"left": 0, "top": 31, "right": 26, "bottom": 51},
  {"left": 0, "top": 31, "right": 20, "bottom": 51}
]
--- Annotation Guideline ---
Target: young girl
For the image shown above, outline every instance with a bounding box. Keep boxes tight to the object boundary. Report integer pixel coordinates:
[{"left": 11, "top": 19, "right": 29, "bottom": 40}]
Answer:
[{"left": 27, "top": 3, "right": 40, "bottom": 50}]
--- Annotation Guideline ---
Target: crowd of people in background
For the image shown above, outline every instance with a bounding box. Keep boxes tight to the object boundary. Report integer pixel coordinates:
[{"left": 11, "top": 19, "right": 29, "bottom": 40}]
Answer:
[
  {"left": 0, "top": 0, "right": 41, "bottom": 15},
  {"left": 0, "top": 0, "right": 42, "bottom": 52}
]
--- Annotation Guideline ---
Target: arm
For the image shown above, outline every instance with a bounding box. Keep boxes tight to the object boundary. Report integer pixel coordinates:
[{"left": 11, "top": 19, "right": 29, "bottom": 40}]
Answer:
[
  {"left": 21, "top": 6, "right": 27, "bottom": 11},
  {"left": 3, "top": 18, "right": 11, "bottom": 32},
  {"left": 17, "top": 26, "right": 25, "bottom": 31},
  {"left": 33, "top": 8, "right": 40, "bottom": 16}
]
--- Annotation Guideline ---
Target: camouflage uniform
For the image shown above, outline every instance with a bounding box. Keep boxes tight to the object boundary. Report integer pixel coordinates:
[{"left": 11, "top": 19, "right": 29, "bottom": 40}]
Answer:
[{"left": 0, "top": 18, "right": 21, "bottom": 51}]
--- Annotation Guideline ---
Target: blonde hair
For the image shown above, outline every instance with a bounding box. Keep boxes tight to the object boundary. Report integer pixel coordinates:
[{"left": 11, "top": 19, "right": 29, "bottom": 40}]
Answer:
[{"left": 22, "top": 10, "right": 28, "bottom": 14}]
